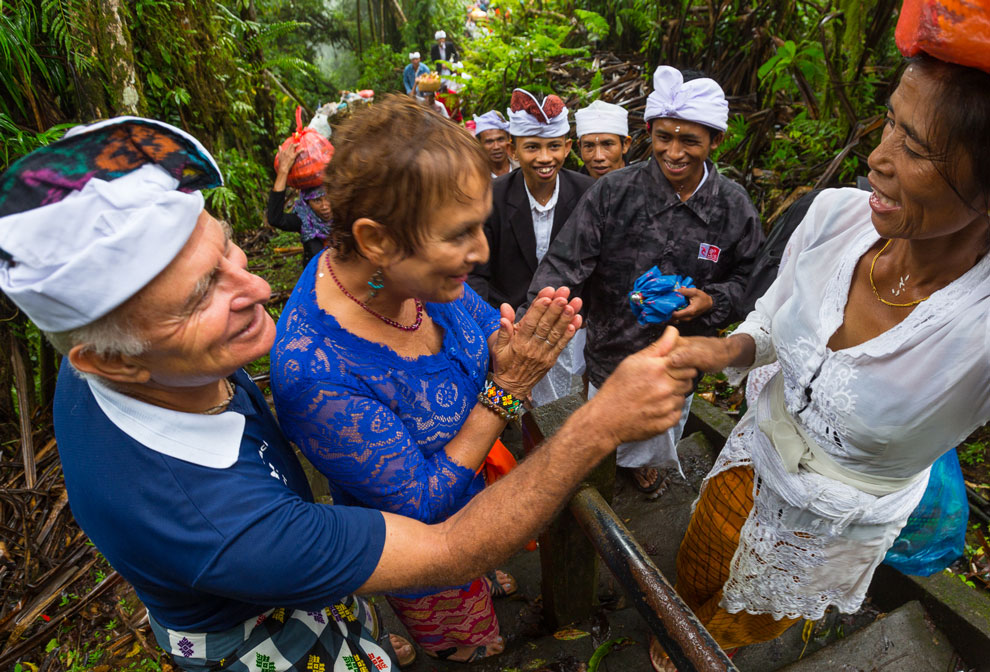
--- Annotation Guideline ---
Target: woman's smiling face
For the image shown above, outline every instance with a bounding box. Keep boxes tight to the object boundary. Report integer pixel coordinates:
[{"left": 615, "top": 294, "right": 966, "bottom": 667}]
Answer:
[{"left": 867, "top": 64, "right": 985, "bottom": 241}]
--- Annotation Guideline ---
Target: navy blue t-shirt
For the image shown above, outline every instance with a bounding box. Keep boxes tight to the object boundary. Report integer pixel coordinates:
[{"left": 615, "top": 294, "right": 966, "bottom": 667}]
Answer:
[{"left": 54, "top": 367, "right": 386, "bottom": 631}]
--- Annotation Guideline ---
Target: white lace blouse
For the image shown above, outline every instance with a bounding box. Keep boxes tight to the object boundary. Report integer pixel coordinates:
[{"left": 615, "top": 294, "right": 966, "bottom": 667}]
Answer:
[{"left": 714, "top": 187, "right": 990, "bottom": 620}]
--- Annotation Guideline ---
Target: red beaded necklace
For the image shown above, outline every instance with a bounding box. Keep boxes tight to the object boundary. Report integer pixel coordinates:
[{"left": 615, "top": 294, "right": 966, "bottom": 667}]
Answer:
[{"left": 324, "top": 255, "right": 424, "bottom": 332}]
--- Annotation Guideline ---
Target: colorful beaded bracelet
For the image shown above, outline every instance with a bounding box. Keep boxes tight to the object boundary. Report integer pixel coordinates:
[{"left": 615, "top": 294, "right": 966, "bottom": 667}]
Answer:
[{"left": 478, "top": 376, "right": 523, "bottom": 420}]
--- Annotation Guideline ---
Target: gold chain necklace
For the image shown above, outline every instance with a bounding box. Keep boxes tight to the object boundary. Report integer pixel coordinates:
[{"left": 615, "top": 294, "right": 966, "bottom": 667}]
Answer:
[
  {"left": 200, "top": 378, "right": 235, "bottom": 415},
  {"left": 869, "top": 239, "right": 930, "bottom": 308}
]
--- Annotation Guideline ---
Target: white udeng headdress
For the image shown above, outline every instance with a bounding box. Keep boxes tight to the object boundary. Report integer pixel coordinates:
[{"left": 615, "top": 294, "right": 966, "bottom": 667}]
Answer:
[
  {"left": 473, "top": 110, "right": 510, "bottom": 136},
  {"left": 435, "top": 30, "right": 446, "bottom": 39},
  {"left": 643, "top": 66, "right": 728, "bottom": 132},
  {"left": 575, "top": 100, "right": 629, "bottom": 138},
  {"left": 506, "top": 89, "right": 569, "bottom": 138},
  {"left": 409, "top": 51, "right": 420, "bottom": 60},
  {"left": 0, "top": 117, "right": 222, "bottom": 332}
]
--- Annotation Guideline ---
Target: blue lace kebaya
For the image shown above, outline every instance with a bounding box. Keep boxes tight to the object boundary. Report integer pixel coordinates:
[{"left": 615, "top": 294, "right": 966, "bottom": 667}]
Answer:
[{"left": 271, "top": 252, "right": 500, "bottom": 532}]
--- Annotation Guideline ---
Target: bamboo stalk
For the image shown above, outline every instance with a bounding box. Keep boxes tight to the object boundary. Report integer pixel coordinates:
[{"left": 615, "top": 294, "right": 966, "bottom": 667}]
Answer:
[{"left": 10, "top": 333, "right": 35, "bottom": 489}]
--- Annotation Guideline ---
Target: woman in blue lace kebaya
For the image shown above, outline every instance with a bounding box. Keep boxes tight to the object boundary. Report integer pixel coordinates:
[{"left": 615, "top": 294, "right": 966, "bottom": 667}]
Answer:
[{"left": 270, "top": 96, "right": 582, "bottom": 663}]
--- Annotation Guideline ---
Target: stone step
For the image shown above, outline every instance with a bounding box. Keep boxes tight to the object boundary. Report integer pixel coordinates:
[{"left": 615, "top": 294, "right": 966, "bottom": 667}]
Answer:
[{"left": 778, "top": 600, "right": 958, "bottom": 672}]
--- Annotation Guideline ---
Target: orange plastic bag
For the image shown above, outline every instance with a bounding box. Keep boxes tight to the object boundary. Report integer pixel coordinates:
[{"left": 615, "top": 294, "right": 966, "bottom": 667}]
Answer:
[
  {"left": 896, "top": 0, "right": 990, "bottom": 73},
  {"left": 479, "top": 438, "right": 516, "bottom": 485},
  {"left": 274, "top": 106, "right": 335, "bottom": 190}
]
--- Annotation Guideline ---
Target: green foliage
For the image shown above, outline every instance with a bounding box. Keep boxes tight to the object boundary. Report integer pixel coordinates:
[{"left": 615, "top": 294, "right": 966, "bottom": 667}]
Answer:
[
  {"left": 960, "top": 441, "right": 987, "bottom": 467},
  {"left": 204, "top": 148, "right": 271, "bottom": 231},
  {"left": 758, "top": 40, "right": 826, "bottom": 97},
  {"left": 456, "top": 0, "right": 601, "bottom": 112},
  {"left": 357, "top": 43, "right": 408, "bottom": 94},
  {"left": 38, "top": 0, "right": 95, "bottom": 72},
  {"left": 0, "top": 114, "right": 74, "bottom": 171}
]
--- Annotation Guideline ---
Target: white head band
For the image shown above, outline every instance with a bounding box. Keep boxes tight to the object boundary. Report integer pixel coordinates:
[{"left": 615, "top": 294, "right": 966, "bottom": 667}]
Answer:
[
  {"left": 473, "top": 110, "right": 510, "bottom": 136},
  {"left": 0, "top": 117, "right": 221, "bottom": 332},
  {"left": 575, "top": 100, "right": 629, "bottom": 138},
  {"left": 643, "top": 66, "right": 728, "bottom": 132},
  {"left": 507, "top": 89, "right": 569, "bottom": 138}
]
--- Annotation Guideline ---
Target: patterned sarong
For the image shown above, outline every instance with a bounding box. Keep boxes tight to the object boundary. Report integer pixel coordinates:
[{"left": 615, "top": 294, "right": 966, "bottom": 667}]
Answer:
[
  {"left": 675, "top": 465, "right": 801, "bottom": 650},
  {"left": 386, "top": 577, "right": 500, "bottom": 654},
  {"left": 149, "top": 595, "right": 396, "bottom": 671}
]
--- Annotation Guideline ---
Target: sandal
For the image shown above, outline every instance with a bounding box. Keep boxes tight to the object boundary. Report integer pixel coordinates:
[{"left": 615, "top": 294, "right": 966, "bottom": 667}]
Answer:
[
  {"left": 486, "top": 570, "right": 518, "bottom": 598},
  {"left": 629, "top": 467, "right": 671, "bottom": 495},
  {"left": 429, "top": 635, "right": 505, "bottom": 663},
  {"left": 649, "top": 637, "right": 677, "bottom": 672},
  {"left": 389, "top": 634, "right": 416, "bottom": 668},
  {"left": 649, "top": 636, "right": 738, "bottom": 671}
]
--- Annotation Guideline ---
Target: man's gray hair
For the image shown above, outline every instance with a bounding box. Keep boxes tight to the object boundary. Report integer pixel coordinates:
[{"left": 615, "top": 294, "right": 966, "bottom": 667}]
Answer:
[{"left": 44, "top": 305, "right": 147, "bottom": 359}]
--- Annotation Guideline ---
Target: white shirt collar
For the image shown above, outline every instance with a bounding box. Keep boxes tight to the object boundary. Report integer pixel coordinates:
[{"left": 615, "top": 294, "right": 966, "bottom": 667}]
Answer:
[
  {"left": 87, "top": 375, "right": 245, "bottom": 469},
  {"left": 523, "top": 175, "right": 560, "bottom": 214},
  {"left": 688, "top": 161, "right": 710, "bottom": 199}
]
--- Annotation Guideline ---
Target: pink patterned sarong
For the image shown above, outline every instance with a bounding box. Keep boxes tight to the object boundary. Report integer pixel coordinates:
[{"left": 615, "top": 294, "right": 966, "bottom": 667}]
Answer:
[{"left": 386, "top": 577, "right": 500, "bottom": 653}]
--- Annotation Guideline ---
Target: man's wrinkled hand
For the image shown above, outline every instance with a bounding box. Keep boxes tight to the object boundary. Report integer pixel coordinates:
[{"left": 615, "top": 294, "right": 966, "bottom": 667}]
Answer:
[{"left": 588, "top": 327, "right": 696, "bottom": 445}]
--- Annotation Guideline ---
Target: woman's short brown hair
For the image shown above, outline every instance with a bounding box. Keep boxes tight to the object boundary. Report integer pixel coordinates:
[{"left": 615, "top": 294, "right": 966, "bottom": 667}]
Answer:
[{"left": 325, "top": 95, "right": 489, "bottom": 259}]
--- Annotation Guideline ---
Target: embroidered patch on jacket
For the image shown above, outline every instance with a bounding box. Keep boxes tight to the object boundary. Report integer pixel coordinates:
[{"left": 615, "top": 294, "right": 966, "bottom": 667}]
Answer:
[{"left": 698, "top": 243, "right": 721, "bottom": 262}]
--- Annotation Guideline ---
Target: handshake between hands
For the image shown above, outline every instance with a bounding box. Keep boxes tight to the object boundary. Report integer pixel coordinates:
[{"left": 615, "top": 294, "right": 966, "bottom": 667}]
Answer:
[{"left": 489, "top": 286, "right": 741, "bottom": 448}]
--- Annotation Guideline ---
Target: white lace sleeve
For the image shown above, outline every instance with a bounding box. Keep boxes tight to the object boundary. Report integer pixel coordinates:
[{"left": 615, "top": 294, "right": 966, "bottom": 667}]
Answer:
[
  {"left": 724, "top": 313, "right": 775, "bottom": 385},
  {"left": 721, "top": 190, "right": 843, "bottom": 386}
]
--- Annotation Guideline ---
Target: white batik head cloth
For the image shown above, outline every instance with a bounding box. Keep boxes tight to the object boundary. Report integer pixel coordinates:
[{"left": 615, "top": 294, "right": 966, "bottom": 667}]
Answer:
[
  {"left": 643, "top": 65, "right": 728, "bottom": 132},
  {"left": 409, "top": 51, "right": 420, "bottom": 60},
  {"left": 435, "top": 30, "right": 446, "bottom": 39},
  {"left": 575, "top": 100, "right": 629, "bottom": 138},
  {"left": 472, "top": 110, "right": 510, "bottom": 136},
  {"left": 506, "top": 88, "right": 570, "bottom": 138},
  {"left": 0, "top": 116, "right": 222, "bottom": 332}
]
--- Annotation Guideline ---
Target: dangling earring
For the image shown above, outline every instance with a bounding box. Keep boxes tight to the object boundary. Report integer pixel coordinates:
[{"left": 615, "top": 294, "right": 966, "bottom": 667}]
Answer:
[{"left": 367, "top": 267, "right": 385, "bottom": 300}]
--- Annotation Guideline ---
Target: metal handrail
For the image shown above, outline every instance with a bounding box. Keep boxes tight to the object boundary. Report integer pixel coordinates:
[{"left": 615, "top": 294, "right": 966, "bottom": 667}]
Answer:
[
  {"left": 569, "top": 485, "right": 739, "bottom": 672},
  {"left": 521, "top": 412, "right": 738, "bottom": 672}
]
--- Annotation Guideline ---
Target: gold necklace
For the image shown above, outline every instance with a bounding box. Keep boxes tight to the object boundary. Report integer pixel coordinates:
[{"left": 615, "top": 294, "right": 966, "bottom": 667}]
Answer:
[
  {"left": 200, "top": 378, "right": 235, "bottom": 415},
  {"left": 869, "top": 239, "right": 930, "bottom": 308}
]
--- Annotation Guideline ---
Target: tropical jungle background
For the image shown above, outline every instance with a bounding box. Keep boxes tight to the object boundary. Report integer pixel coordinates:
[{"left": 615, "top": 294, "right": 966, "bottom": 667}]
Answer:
[{"left": 1, "top": 0, "right": 988, "bottom": 669}]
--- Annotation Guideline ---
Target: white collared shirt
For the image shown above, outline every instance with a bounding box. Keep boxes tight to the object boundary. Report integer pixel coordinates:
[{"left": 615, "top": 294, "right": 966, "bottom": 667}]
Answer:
[
  {"left": 523, "top": 176, "right": 560, "bottom": 263},
  {"left": 86, "top": 375, "right": 245, "bottom": 468}
]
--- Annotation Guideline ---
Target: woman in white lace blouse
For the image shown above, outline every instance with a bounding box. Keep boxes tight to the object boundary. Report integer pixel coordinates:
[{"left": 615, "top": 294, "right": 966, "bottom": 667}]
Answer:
[{"left": 649, "top": 55, "right": 990, "bottom": 670}]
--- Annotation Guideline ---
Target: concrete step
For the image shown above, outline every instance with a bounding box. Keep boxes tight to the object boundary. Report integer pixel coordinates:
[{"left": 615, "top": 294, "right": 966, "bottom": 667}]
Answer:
[{"left": 778, "top": 600, "right": 958, "bottom": 672}]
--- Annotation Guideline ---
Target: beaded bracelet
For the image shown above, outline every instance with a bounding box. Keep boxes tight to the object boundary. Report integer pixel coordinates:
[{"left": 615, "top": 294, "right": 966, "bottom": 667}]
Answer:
[{"left": 478, "top": 376, "right": 523, "bottom": 420}]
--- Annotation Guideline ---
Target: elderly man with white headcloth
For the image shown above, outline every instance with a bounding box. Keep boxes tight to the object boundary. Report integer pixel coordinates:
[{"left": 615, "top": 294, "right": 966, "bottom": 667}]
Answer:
[
  {"left": 472, "top": 110, "right": 517, "bottom": 178},
  {"left": 430, "top": 29, "right": 458, "bottom": 77},
  {"left": 527, "top": 67, "right": 764, "bottom": 495},
  {"left": 574, "top": 99, "right": 632, "bottom": 180},
  {"left": 0, "top": 116, "right": 695, "bottom": 670},
  {"left": 402, "top": 51, "right": 429, "bottom": 96}
]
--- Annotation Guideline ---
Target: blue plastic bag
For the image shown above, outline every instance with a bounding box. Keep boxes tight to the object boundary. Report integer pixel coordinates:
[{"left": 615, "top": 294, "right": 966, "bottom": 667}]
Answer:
[
  {"left": 882, "top": 448, "right": 968, "bottom": 576},
  {"left": 628, "top": 266, "right": 695, "bottom": 325}
]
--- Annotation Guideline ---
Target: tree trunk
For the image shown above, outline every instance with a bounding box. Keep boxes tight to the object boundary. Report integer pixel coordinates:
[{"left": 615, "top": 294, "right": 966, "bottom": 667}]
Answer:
[{"left": 96, "top": 0, "right": 145, "bottom": 115}]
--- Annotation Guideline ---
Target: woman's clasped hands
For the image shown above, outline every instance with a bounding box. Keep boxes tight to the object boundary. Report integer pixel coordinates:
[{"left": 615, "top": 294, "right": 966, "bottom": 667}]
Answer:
[{"left": 489, "top": 287, "right": 582, "bottom": 397}]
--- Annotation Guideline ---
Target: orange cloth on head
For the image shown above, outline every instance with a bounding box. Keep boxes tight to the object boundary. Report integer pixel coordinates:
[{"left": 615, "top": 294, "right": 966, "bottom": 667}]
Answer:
[
  {"left": 674, "top": 465, "right": 801, "bottom": 650},
  {"left": 896, "top": 0, "right": 990, "bottom": 73}
]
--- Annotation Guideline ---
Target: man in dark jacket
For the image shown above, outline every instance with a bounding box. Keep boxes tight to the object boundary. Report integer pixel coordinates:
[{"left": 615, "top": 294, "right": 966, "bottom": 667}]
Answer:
[
  {"left": 468, "top": 89, "right": 595, "bottom": 311},
  {"left": 527, "top": 67, "right": 764, "bottom": 493},
  {"left": 430, "top": 30, "right": 458, "bottom": 75}
]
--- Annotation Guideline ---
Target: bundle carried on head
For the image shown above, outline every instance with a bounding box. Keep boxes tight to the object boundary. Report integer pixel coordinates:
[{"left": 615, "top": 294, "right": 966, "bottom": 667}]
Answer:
[
  {"left": 896, "top": 0, "right": 990, "bottom": 73},
  {"left": 416, "top": 72, "right": 442, "bottom": 92}
]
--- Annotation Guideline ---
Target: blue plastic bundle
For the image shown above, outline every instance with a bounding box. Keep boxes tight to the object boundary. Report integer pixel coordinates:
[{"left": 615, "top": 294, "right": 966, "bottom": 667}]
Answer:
[
  {"left": 882, "top": 448, "right": 968, "bottom": 576},
  {"left": 628, "top": 266, "right": 695, "bottom": 325}
]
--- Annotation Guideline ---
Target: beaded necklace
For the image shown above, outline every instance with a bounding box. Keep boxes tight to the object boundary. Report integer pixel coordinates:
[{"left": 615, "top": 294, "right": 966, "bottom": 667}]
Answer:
[{"left": 324, "top": 255, "right": 424, "bottom": 331}]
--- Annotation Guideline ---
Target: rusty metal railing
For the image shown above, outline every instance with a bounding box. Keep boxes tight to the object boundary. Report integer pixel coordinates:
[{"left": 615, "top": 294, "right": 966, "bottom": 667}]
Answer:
[{"left": 521, "top": 411, "right": 738, "bottom": 672}]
